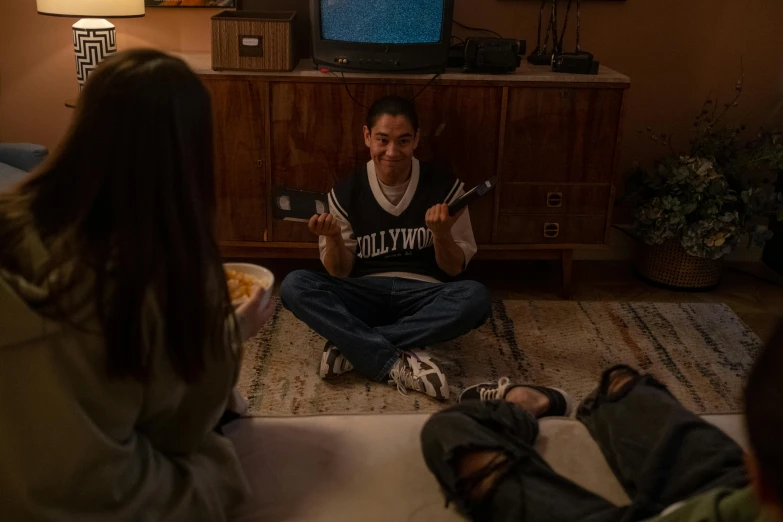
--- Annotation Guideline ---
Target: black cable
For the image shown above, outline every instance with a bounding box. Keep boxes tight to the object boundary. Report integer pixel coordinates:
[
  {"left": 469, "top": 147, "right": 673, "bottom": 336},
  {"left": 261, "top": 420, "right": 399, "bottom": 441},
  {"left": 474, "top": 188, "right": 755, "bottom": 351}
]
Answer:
[
  {"left": 453, "top": 19, "right": 503, "bottom": 39},
  {"left": 533, "top": 0, "right": 546, "bottom": 53},
  {"left": 331, "top": 66, "right": 439, "bottom": 106},
  {"left": 550, "top": 0, "right": 559, "bottom": 55},
  {"left": 332, "top": 66, "right": 369, "bottom": 109},
  {"left": 557, "top": 0, "right": 574, "bottom": 53},
  {"left": 410, "top": 73, "right": 442, "bottom": 101}
]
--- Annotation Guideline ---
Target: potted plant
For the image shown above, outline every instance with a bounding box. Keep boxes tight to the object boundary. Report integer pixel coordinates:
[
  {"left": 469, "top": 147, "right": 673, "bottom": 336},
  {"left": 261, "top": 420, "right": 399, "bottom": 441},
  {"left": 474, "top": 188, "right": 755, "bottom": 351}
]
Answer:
[{"left": 627, "top": 76, "right": 783, "bottom": 289}]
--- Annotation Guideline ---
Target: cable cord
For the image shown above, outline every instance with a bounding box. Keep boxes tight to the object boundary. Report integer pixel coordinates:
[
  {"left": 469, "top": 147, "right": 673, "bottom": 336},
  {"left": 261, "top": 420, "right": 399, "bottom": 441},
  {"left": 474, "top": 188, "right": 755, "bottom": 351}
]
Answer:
[
  {"left": 332, "top": 66, "right": 440, "bottom": 107},
  {"left": 410, "top": 73, "right": 442, "bottom": 101},
  {"left": 453, "top": 19, "right": 503, "bottom": 39},
  {"left": 333, "top": 66, "right": 369, "bottom": 109}
]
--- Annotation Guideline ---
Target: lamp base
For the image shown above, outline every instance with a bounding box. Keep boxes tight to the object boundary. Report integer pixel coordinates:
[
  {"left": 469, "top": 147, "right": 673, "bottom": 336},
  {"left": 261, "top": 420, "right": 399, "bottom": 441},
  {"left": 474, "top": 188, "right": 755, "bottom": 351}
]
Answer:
[{"left": 72, "top": 18, "right": 116, "bottom": 89}]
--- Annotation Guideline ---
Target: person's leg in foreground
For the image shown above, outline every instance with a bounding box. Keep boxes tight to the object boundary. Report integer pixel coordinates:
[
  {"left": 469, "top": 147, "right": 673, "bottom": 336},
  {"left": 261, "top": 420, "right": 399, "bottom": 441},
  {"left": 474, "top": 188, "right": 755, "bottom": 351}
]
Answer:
[
  {"left": 421, "top": 364, "right": 762, "bottom": 522},
  {"left": 577, "top": 365, "right": 748, "bottom": 520},
  {"left": 421, "top": 379, "right": 626, "bottom": 522}
]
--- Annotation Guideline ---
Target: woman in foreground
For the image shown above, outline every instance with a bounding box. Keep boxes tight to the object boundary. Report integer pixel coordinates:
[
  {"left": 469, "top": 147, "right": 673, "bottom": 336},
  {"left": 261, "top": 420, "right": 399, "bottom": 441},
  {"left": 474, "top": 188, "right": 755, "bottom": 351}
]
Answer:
[{"left": 0, "top": 50, "right": 272, "bottom": 521}]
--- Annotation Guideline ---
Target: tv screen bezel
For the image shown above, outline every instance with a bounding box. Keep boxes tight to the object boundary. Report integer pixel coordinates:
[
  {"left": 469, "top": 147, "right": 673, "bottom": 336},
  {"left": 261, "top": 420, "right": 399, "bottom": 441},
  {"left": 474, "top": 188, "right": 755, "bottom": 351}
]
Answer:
[{"left": 310, "top": 0, "right": 454, "bottom": 72}]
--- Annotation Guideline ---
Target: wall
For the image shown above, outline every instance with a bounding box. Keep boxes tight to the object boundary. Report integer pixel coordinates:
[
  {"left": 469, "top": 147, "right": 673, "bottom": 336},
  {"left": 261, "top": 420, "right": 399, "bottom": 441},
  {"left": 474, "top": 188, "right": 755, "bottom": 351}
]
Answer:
[
  {"left": 453, "top": 0, "right": 783, "bottom": 190},
  {"left": 0, "top": 1, "right": 218, "bottom": 148},
  {"left": 2, "top": 0, "right": 783, "bottom": 179}
]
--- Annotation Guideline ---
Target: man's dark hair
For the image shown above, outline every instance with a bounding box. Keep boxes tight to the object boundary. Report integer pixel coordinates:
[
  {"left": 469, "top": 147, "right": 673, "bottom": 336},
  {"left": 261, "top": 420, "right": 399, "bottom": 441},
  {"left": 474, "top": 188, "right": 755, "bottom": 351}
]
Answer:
[
  {"left": 366, "top": 96, "right": 419, "bottom": 132},
  {"left": 745, "top": 324, "right": 783, "bottom": 503}
]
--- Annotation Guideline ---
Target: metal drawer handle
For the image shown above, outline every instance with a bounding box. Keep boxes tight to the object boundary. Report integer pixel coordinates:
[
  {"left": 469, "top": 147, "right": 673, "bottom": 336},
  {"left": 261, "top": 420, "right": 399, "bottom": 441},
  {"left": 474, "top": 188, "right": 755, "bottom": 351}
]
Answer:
[
  {"left": 546, "top": 192, "right": 563, "bottom": 208},
  {"left": 543, "top": 223, "right": 560, "bottom": 238}
]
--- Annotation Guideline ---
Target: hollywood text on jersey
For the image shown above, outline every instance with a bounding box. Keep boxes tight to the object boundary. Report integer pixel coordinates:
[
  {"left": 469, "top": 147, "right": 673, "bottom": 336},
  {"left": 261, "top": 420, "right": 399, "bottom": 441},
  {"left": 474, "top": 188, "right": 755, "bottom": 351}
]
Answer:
[{"left": 355, "top": 227, "right": 434, "bottom": 259}]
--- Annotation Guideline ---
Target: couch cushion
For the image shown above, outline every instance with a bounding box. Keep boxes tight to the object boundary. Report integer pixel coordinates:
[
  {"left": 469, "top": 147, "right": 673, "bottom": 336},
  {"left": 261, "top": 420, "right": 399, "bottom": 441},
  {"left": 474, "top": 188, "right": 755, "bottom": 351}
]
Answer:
[
  {"left": 225, "top": 413, "right": 746, "bottom": 522},
  {"left": 227, "top": 414, "right": 459, "bottom": 522},
  {"left": 0, "top": 162, "right": 28, "bottom": 192},
  {"left": 0, "top": 143, "right": 48, "bottom": 172}
]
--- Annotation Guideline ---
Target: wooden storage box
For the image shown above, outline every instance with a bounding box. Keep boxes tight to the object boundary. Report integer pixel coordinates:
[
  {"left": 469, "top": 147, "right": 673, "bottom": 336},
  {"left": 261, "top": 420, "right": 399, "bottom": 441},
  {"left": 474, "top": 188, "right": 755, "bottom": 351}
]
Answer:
[{"left": 211, "top": 11, "right": 297, "bottom": 72}]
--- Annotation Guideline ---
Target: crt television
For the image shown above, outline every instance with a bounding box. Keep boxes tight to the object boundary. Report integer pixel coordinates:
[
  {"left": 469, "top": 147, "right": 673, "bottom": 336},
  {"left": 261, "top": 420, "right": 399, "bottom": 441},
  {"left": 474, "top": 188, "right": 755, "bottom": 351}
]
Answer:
[{"left": 310, "top": 0, "right": 454, "bottom": 72}]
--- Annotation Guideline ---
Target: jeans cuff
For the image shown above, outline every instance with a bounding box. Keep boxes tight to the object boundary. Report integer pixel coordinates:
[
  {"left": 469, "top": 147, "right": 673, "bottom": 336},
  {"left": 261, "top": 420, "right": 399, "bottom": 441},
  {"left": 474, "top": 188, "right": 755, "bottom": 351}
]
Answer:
[
  {"left": 598, "top": 364, "right": 642, "bottom": 400},
  {"left": 375, "top": 352, "right": 401, "bottom": 382},
  {"left": 577, "top": 366, "right": 642, "bottom": 419}
]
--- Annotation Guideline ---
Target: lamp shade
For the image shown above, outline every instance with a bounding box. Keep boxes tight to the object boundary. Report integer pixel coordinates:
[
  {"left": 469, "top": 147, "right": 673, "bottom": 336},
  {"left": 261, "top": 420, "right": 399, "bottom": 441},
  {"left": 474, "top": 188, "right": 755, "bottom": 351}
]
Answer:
[{"left": 37, "top": 0, "right": 145, "bottom": 18}]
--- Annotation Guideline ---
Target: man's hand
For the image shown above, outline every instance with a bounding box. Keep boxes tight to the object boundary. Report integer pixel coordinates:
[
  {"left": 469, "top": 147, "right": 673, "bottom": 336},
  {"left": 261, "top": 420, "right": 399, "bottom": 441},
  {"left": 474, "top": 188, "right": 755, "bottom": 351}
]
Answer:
[
  {"left": 426, "top": 204, "right": 467, "bottom": 277},
  {"left": 310, "top": 212, "right": 354, "bottom": 277},
  {"left": 308, "top": 213, "right": 342, "bottom": 239},
  {"left": 426, "top": 204, "right": 465, "bottom": 239}
]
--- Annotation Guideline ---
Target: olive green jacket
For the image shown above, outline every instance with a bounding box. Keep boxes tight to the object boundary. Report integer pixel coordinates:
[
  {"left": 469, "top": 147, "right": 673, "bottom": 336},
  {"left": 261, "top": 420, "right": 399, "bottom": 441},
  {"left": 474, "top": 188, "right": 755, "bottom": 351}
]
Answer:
[
  {"left": 0, "top": 228, "right": 249, "bottom": 521},
  {"left": 645, "top": 486, "right": 770, "bottom": 522}
]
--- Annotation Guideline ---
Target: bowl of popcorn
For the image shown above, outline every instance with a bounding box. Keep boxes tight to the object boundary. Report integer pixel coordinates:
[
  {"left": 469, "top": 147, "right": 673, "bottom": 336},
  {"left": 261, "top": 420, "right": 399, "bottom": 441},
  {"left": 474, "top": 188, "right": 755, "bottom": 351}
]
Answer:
[{"left": 223, "top": 263, "right": 274, "bottom": 309}]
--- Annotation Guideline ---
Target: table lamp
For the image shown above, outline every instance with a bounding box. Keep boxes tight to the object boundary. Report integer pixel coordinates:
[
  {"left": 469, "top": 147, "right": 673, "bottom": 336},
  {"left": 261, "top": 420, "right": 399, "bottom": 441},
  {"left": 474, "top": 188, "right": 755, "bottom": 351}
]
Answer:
[{"left": 37, "top": 0, "right": 145, "bottom": 89}]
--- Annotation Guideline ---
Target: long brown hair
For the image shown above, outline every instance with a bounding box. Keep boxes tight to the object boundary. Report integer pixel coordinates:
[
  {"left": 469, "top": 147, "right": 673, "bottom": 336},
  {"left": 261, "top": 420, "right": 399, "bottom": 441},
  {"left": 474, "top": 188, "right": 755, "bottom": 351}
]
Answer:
[{"left": 0, "top": 49, "right": 235, "bottom": 383}]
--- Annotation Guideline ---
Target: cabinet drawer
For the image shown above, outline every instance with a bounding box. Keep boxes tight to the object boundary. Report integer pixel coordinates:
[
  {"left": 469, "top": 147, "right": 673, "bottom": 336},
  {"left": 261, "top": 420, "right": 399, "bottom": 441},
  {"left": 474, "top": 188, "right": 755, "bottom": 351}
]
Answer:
[
  {"left": 502, "top": 88, "right": 623, "bottom": 183},
  {"left": 495, "top": 215, "right": 607, "bottom": 244},
  {"left": 499, "top": 184, "right": 611, "bottom": 215}
]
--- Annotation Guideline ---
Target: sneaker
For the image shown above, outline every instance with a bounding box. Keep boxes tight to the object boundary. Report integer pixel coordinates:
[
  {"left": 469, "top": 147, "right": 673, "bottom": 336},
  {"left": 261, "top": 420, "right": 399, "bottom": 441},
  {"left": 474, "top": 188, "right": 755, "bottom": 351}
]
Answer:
[
  {"left": 319, "top": 342, "right": 354, "bottom": 379},
  {"left": 459, "top": 377, "right": 573, "bottom": 417},
  {"left": 388, "top": 349, "right": 449, "bottom": 400}
]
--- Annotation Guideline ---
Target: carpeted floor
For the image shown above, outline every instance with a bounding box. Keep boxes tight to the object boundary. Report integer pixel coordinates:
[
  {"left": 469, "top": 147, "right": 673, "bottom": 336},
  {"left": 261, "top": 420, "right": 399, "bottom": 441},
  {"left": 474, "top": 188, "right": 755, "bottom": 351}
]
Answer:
[{"left": 237, "top": 300, "right": 762, "bottom": 416}]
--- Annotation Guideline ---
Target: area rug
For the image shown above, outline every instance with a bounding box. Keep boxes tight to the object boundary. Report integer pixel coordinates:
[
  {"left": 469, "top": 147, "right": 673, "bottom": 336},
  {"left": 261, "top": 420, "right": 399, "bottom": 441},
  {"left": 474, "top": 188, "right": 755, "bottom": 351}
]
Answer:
[{"left": 237, "top": 300, "right": 763, "bottom": 416}]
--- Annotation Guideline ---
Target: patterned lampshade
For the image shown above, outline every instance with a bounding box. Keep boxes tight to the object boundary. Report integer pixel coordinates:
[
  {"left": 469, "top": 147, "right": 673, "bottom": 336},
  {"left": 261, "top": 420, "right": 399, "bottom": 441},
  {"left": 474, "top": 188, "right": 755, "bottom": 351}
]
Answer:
[{"left": 37, "top": 0, "right": 145, "bottom": 18}]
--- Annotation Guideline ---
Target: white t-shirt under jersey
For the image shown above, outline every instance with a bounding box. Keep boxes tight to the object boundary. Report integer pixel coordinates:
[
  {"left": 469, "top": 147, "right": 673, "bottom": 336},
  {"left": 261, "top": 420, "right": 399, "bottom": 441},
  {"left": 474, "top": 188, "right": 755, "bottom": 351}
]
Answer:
[
  {"left": 378, "top": 178, "right": 410, "bottom": 206},
  {"left": 319, "top": 158, "right": 478, "bottom": 283}
]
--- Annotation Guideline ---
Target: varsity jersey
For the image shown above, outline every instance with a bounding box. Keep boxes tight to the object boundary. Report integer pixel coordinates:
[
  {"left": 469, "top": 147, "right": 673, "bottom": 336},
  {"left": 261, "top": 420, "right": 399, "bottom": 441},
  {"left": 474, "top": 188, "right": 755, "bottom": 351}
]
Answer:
[{"left": 319, "top": 158, "right": 478, "bottom": 282}]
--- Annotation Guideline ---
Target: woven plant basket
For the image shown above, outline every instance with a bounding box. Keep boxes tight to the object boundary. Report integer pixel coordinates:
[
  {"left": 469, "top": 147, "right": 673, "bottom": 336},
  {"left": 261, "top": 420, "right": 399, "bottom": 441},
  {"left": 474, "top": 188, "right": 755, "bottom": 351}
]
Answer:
[{"left": 636, "top": 240, "right": 723, "bottom": 290}]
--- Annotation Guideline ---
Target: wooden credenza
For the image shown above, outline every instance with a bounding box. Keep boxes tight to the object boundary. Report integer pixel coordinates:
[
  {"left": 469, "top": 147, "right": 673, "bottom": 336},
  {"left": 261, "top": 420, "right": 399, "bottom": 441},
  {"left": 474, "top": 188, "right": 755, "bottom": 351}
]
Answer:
[{"left": 182, "top": 54, "right": 630, "bottom": 296}]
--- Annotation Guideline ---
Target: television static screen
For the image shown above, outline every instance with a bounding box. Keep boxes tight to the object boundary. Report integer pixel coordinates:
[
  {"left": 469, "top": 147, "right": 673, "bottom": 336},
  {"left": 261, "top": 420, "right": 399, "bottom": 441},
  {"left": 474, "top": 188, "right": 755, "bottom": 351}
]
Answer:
[{"left": 320, "top": 0, "right": 444, "bottom": 44}]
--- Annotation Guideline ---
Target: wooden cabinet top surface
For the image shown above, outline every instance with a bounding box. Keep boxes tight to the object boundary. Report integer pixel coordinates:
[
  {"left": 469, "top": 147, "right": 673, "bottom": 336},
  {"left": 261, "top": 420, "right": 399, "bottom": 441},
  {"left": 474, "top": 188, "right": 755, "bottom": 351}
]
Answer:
[{"left": 178, "top": 53, "right": 630, "bottom": 87}]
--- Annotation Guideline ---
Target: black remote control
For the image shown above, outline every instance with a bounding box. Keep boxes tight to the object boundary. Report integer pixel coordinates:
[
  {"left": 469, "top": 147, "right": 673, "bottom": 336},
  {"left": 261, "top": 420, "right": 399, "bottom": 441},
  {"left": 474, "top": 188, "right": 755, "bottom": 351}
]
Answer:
[{"left": 448, "top": 177, "right": 498, "bottom": 216}]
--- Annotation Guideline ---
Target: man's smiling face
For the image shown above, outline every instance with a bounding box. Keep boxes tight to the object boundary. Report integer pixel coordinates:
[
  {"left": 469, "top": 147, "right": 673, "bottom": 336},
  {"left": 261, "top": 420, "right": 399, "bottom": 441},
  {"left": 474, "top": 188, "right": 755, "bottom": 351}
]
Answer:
[{"left": 364, "top": 114, "right": 420, "bottom": 183}]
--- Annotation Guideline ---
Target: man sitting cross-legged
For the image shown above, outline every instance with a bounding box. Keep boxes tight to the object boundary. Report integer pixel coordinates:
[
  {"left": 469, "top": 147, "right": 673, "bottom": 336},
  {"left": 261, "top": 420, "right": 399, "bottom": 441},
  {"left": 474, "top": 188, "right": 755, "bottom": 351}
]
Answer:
[
  {"left": 420, "top": 335, "right": 783, "bottom": 522},
  {"left": 280, "top": 95, "right": 491, "bottom": 400}
]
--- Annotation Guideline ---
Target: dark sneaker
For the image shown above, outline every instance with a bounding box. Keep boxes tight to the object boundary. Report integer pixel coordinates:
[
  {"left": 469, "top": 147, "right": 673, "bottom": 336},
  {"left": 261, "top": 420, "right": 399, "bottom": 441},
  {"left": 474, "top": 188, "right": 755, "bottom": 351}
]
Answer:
[
  {"left": 388, "top": 349, "right": 449, "bottom": 400},
  {"left": 319, "top": 342, "right": 354, "bottom": 379},
  {"left": 460, "top": 377, "right": 573, "bottom": 417}
]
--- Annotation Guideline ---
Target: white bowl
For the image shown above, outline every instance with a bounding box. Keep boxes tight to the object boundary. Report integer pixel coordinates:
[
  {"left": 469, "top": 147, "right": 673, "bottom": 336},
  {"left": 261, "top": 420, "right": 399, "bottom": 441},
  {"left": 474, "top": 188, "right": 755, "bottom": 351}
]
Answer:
[{"left": 223, "top": 262, "right": 275, "bottom": 310}]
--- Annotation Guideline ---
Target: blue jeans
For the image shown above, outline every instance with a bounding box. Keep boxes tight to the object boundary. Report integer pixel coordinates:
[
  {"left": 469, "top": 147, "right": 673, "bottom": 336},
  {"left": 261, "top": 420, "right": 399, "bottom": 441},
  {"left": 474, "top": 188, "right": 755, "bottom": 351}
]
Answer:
[{"left": 279, "top": 271, "right": 492, "bottom": 381}]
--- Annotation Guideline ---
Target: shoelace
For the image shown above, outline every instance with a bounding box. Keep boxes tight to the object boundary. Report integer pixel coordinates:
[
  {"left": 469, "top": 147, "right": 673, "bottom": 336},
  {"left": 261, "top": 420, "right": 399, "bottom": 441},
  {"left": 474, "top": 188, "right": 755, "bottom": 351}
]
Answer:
[
  {"left": 478, "top": 377, "right": 513, "bottom": 401},
  {"left": 389, "top": 363, "right": 422, "bottom": 397}
]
